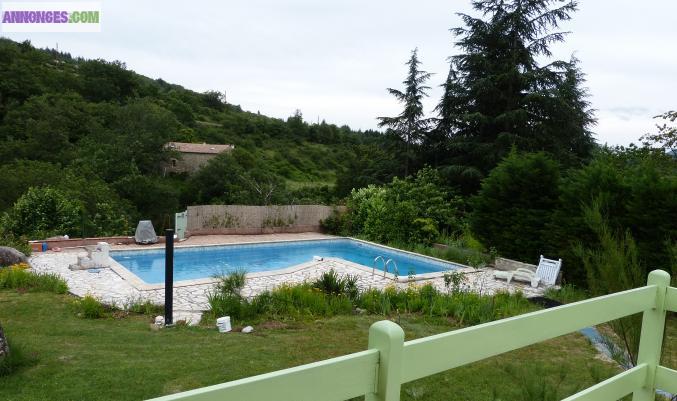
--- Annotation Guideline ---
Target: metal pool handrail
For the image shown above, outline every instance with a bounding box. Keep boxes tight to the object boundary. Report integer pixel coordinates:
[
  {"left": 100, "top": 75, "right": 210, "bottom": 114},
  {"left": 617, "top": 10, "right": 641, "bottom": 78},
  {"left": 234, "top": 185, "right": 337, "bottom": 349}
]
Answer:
[
  {"left": 372, "top": 255, "right": 386, "bottom": 276},
  {"left": 147, "top": 270, "right": 676, "bottom": 401},
  {"left": 385, "top": 258, "right": 399, "bottom": 278}
]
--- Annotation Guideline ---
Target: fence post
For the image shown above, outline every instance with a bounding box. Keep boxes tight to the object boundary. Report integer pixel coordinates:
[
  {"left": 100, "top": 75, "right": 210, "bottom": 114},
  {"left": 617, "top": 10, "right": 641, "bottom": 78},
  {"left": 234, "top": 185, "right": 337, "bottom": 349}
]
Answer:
[
  {"left": 632, "top": 269, "right": 670, "bottom": 401},
  {"left": 366, "top": 320, "right": 404, "bottom": 401}
]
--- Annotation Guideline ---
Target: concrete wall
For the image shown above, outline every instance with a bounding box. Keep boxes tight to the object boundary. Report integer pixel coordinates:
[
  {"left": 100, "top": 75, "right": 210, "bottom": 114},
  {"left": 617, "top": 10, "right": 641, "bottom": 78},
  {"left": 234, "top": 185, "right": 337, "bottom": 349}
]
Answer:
[{"left": 186, "top": 205, "right": 343, "bottom": 235}]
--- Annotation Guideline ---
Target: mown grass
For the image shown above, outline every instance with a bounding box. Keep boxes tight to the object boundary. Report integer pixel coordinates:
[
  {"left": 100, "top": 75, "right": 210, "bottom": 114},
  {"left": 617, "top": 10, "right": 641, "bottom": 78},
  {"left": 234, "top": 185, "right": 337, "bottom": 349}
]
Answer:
[
  {"left": 543, "top": 285, "right": 677, "bottom": 373},
  {"left": 0, "top": 290, "right": 629, "bottom": 401}
]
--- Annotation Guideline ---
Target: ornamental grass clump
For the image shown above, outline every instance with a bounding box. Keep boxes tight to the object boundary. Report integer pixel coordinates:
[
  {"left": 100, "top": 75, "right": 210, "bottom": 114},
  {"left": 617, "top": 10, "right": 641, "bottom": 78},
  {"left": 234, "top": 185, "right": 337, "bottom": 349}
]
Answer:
[
  {"left": 73, "top": 295, "right": 106, "bottom": 319},
  {"left": 0, "top": 339, "right": 37, "bottom": 377},
  {"left": 263, "top": 284, "right": 353, "bottom": 319},
  {"left": 207, "top": 269, "right": 253, "bottom": 320},
  {"left": 356, "top": 284, "right": 534, "bottom": 325},
  {"left": 311, "top": 269, "right": 359, "bottom": 300},
  {"left": 0, "top": 266, "right": 67, "bottom": 294},
  {"left": 206, "top": 268, "right": 535, "bottom": 325}
]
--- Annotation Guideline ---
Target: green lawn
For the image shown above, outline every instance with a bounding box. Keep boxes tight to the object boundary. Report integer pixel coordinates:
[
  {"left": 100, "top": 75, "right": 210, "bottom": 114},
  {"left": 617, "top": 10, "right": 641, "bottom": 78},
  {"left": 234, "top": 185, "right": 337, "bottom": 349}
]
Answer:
[{"left": 0, "top": 290, "right": 640, "bottom": 401}]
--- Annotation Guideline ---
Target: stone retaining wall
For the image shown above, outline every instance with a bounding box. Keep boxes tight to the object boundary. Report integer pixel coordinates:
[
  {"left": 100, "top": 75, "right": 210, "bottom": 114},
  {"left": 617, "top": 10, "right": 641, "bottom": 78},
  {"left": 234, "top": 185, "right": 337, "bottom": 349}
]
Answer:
[
  {"left": 493, "top": 257, "right": 537, "bottom": 272},
  {"left": 186, "top": 205, "right": 343, "bottom": 235}
]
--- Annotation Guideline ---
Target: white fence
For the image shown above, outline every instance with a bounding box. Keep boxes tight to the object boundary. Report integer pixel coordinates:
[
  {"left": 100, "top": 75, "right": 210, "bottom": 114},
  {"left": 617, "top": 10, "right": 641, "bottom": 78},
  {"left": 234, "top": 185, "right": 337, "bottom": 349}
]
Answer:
[{"left": 185, "top": 205, "right": 341, "bottom": 235}]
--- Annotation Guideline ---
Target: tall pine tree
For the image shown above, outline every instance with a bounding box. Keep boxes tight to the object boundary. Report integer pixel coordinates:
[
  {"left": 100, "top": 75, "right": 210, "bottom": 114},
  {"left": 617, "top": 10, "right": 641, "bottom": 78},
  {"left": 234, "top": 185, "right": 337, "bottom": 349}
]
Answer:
[
  {"left": 437, "top": 0, "right": 595, "bottom": 192},
  {"left": 378, "top": 48, "right": 433, "bottom": 177}
]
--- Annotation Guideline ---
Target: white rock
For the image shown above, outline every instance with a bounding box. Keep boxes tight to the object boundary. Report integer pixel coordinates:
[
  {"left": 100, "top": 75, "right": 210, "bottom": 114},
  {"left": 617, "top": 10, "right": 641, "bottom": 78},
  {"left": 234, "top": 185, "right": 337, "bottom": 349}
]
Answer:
[
  {"left": 241, "top": 325, "right": 254, "bottom": 333},
  {"left": 154, "top": 316, "right": 165, "bottom": 325}
]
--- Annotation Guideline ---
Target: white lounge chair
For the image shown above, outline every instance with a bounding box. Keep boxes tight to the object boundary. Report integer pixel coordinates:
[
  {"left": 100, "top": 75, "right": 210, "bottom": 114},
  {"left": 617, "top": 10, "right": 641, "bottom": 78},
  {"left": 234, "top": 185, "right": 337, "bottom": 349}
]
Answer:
[
  {"left": 494, "top": 255, "right": 562, "bottom": 288},
  {"left": 494, "top": 267, "right": 539, "bottom": 287},
  {"left": 535, "top": 255, "right": 562, "bottom": 286}
]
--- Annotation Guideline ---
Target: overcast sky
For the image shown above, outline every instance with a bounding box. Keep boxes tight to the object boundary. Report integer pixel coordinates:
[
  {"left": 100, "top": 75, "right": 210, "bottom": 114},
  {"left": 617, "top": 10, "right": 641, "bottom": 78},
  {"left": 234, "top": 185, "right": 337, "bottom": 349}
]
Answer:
[{"left": 3, "top": 0, "right": 676, "bottom": 146}]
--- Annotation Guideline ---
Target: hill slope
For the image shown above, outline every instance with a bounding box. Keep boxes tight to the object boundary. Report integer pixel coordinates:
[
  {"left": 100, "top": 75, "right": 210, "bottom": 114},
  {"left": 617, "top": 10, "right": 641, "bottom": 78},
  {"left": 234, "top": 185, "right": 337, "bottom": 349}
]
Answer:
[{"left": 0, "top": 38, "right": 392, "bottom": 234}]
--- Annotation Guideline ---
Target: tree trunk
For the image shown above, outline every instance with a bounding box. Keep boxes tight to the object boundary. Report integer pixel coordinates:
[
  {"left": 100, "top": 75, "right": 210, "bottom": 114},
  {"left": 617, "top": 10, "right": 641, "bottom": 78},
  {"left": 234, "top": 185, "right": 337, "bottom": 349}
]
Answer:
[{"left": 404, "top": 137, "right": 410, "bottom": 177}]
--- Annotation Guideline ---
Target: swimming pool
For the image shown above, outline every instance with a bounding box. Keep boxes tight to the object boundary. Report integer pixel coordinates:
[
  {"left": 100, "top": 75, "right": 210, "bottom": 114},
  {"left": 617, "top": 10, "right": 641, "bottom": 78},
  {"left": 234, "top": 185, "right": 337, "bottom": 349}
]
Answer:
[{"left": 111, "top": 239, "right": 462, "bottom": 284}]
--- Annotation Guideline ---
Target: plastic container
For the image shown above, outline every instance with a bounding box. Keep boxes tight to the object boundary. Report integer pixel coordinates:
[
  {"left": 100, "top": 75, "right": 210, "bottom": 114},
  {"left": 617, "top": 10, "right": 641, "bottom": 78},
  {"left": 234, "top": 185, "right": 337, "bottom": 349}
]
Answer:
[
  {"left": 41, "top": 242, "right": 48, "bottom": 252},
  {"left": 216, "top": 316, "right": 232, "bottom": 333}
]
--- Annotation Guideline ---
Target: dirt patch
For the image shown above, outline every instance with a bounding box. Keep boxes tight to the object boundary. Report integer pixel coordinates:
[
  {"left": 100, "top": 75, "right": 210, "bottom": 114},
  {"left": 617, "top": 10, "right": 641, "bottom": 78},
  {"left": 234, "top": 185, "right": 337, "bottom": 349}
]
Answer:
[{"left": 258, "top": 321, "right": 289, "bottom": 330}]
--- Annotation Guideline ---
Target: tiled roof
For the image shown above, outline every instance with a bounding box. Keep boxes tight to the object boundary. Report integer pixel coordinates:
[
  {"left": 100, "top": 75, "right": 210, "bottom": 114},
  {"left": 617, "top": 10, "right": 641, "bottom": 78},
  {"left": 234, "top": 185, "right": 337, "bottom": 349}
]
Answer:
[{"left": 165, "top": 142, "right": 234, "bottom": 154}]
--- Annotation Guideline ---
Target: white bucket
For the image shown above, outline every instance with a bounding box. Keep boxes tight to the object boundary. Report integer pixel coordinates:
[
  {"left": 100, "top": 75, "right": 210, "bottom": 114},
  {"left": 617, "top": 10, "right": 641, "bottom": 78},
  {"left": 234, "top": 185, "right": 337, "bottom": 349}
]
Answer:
[{"left": 216, "top": 316, "right": 232, "bottom": 333}]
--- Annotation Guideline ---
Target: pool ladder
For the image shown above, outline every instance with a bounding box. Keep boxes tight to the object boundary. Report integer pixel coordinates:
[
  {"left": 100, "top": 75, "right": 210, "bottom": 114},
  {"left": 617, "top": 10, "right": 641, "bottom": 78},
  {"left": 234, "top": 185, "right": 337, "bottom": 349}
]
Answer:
[{"left": 372, "top": 256, "right": 399, "bottom": 278}]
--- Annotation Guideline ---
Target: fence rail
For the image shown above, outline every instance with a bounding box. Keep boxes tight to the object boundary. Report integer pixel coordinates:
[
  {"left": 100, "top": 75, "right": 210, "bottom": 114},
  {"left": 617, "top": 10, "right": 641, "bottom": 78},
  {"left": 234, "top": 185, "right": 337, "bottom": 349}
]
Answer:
[{"left": 148, "top": 270, "right": 675, "bottom": 401}]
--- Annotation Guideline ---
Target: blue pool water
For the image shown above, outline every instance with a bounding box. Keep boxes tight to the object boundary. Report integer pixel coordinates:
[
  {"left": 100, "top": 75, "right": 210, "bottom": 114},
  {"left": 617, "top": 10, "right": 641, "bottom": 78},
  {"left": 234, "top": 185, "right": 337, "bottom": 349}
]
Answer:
[{"left": 111, "top": 239, "right": 462, "bottom": 284}]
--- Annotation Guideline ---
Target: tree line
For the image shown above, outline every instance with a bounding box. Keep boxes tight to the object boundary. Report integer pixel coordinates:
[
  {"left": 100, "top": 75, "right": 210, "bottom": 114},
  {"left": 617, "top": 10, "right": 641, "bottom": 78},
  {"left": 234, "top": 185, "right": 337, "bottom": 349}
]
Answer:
[{"left": 330, "top": 0, "right": 676, "bottom": 286}]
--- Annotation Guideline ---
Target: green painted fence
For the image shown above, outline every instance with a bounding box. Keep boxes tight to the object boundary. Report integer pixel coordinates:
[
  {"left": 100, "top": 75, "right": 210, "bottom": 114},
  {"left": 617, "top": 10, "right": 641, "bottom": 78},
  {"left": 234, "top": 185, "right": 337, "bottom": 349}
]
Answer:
[{"left": 148, "top": 270, "right": 676, "bottom": 401}]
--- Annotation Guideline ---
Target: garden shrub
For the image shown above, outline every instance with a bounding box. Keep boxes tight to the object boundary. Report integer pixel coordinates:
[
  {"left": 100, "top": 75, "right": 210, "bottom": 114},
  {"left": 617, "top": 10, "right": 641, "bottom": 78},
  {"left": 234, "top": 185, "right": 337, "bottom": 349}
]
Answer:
[
  {"left": 88, "top": 201, "right": 131, "bottom": 237},
  {"left": 0, "top": 160, "right": 134, "bottom": 238},
  {"left": 548, "top": 148, "right": 676, "bottom": 285},
  {"left": 320, "top": 209, "right": 350, "bottom": 236},
  {"left": 574, "top": 202, "right": 646, "bottom": 367},
  {"left": 0, "top": 231, "right": 32, "bottom": 257},
  {"left": 2, "top": 186, "right": 82, "bottom": 239},
  {"left": 344, "top": 167, "right": 462, "bottom": 244},
  {"left": 443, "top": 270, "right": 467, "bottom": 293},
  {"left": 391, "top": 234, "right": 493, "bottom": 268},
  {"left": 410, "top": 218, "right": 439, "bottom": 245},
  {"left": 470, "top": 151, "right": 560, "bottom": 263},
  {"left": 73, "top": 295, "right": 106, "bottom": 319}
]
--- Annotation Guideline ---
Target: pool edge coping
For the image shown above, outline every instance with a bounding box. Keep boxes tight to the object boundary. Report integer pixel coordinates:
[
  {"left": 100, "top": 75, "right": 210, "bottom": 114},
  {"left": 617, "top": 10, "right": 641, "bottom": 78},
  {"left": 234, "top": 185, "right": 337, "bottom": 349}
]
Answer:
[{"left": 106, "top": 237, "right": 477, "bottom": 291}]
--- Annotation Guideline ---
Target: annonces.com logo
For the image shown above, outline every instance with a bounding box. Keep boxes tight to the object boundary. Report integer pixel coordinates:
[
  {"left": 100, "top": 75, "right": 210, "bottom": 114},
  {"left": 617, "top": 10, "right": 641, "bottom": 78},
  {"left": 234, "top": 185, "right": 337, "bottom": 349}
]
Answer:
[{"left": 1, "top": 2, "right": 101, "bottom": 32}]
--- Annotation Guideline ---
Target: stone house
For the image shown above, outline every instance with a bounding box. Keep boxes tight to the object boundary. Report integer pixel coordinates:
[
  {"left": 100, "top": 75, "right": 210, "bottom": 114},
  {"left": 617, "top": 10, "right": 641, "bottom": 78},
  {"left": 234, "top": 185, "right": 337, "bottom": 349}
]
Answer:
[{"left": 164, "top": 142, "right": 234, "bottom": 175}]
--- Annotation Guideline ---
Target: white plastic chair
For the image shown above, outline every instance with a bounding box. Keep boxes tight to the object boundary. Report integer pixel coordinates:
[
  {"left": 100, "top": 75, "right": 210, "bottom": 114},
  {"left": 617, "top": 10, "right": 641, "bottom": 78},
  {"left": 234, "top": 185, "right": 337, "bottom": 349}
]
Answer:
[{"left": 535, "top": 255, "right": 562, "bottom": 286}]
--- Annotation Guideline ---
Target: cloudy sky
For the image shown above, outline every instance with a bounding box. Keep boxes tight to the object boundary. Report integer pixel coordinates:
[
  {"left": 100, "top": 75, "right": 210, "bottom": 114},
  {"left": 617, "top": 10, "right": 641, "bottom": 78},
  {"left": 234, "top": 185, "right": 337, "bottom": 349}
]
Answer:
[{"left": 3, "top": 0, "right": 676, "bottom": 145}]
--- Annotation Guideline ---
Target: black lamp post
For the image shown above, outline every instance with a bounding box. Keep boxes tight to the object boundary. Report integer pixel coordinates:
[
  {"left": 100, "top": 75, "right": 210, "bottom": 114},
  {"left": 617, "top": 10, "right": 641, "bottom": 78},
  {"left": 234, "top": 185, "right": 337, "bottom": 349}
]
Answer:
[{"left": 164, "top": 229, "right": 174, "bottom": 326}]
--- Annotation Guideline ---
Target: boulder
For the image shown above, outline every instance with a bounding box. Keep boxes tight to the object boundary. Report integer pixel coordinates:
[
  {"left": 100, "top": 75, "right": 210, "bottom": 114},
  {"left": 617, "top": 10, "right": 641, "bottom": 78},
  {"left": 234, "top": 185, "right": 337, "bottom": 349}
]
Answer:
[
  {"left": 0, "top": 323, "right": 9, "bottom": 359},
  {"left": 0, "top": 246, "right": 28, "bottom": 267},
  {"left": 241, "top": 326, "right": 254, "bottom": 334}
]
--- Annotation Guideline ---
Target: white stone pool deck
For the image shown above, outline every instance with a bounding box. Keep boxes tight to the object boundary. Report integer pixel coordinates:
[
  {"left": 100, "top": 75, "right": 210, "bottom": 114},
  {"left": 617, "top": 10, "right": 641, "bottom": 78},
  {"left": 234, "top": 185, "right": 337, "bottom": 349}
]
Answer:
[{"left": 28, "top": 233, "right": 546, "bottom": 325}]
